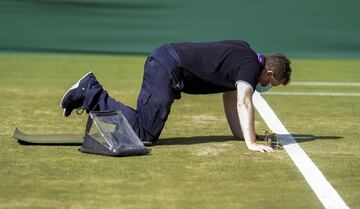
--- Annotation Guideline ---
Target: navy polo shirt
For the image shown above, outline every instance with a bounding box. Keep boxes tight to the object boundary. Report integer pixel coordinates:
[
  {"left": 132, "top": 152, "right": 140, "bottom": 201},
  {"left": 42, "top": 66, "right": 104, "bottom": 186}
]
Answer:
[{"left": 171, "top": 40, "right": 263, "bottom": 94}]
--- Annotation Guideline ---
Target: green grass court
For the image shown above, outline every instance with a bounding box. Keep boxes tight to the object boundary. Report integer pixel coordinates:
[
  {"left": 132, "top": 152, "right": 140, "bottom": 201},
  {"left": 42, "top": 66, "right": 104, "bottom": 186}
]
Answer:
[{"left": 0, "top": 55, "right": 359, "bottom": 209}]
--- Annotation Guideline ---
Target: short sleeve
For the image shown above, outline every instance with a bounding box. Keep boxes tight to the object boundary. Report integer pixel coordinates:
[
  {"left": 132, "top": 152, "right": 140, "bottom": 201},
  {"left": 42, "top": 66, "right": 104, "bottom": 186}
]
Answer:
[{"left": 231, "top": 60, "right": 262, "bottom": 90}]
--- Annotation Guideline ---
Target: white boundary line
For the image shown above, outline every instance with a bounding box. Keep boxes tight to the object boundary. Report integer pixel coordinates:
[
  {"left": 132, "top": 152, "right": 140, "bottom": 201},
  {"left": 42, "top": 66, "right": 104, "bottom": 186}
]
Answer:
[
  {"left": 252, "top": 92, "right": 349, "bottom": 209},
  {"left": 264, "top": 92, "right": 360, "bottom": 97},
  {"left": 291, "top": 81, "right": 360, "bottom": 87}
]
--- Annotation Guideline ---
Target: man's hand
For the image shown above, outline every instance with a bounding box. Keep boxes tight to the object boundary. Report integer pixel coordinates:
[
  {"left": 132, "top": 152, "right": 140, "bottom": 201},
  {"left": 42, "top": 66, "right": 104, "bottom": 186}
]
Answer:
[{"left": 247, "top": 143, "right": 274, "bottom": 153}]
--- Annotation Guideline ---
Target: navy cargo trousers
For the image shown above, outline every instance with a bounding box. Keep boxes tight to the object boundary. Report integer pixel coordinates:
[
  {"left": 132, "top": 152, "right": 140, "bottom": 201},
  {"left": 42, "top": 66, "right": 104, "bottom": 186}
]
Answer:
[{"left": 82, "top": 45, "right": 183, "bottom": 142}]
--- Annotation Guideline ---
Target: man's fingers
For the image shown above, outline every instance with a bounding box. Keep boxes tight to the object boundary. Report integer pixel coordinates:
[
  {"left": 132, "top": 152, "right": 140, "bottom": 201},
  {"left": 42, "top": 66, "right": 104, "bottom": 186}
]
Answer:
[
  {"left": 260, "top": 145, "right": 274, "bottom": 153},
  {"left": 265, "top": 146, "right": 274, "bottom": 152},
  {"left": 249, "top": 144, "right": 275, "bottom": 153}
]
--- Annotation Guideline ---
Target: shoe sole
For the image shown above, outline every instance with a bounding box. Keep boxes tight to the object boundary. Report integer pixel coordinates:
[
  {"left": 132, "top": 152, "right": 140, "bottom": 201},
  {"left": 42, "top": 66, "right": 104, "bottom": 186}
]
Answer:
[{"left": 60, "top": 71, "right": 92, "bottom": 116}]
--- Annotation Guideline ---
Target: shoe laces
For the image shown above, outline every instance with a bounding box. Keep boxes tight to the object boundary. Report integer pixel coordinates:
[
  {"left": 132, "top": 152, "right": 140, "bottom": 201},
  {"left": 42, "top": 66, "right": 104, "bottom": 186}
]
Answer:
[{"left": 76, "top": 107, "right": 86, "bottom": 115}]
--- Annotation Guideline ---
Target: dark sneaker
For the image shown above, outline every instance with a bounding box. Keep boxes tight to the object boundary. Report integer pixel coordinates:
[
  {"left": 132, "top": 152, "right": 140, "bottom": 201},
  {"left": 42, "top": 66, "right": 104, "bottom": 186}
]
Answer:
[{"left": 60, "top": 72, "right": 98, "bottom": 117}]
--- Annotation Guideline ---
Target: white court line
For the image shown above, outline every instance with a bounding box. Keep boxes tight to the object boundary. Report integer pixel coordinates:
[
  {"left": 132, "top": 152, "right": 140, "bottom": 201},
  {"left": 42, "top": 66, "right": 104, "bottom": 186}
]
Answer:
[
  {"left": 291, "top": 81, "right": 360, "bottom": 87},
  {"left": 252, "top": 92, "right": 350, "bottom": 209},
  {"left": 264, "top": 92, "right": 360, "bottom": 97}
]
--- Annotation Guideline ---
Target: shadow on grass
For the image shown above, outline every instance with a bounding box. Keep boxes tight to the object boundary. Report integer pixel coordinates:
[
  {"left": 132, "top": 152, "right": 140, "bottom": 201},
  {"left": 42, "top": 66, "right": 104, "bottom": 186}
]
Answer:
[
  {"left": 287, "top": 134, "right": 343, "bottom": 143},
  {"left": 156, "top": 134, "right": 343, "bottom": 146},
  {"left": 15, "top": 134, "right": 343, "bottom": 146},
  {"left": 157, "top": 135, "right": 237, "bottom": 146}
]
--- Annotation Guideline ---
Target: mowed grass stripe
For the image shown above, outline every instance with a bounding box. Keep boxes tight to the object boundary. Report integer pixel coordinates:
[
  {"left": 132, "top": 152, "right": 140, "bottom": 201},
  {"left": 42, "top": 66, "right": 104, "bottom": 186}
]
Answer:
[
  {"left": 265, "top": 92, "right": 360, "bottom": 97},
  {"left": 291, "top": 81, "right": 360, "bottom": 87}
]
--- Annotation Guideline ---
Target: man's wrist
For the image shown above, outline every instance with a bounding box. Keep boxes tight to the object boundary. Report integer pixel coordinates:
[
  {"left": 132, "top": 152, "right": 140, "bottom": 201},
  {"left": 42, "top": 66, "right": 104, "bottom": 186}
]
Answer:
[{"left": 245, "top": 140, "right": 257, "bottom": 148}]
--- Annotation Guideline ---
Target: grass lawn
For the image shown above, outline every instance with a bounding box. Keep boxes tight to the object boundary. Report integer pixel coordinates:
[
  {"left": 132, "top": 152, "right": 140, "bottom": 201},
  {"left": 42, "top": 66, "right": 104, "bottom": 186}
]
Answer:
[{"left": 0, "top": 55, "right": 359, "bottom": 209}]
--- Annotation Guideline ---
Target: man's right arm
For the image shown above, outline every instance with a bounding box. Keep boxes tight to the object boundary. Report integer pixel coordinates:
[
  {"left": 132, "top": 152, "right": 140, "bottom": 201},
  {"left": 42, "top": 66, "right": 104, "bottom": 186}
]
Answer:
[{"left": 236, "top": 81, "right": 274, "bottom": 153}]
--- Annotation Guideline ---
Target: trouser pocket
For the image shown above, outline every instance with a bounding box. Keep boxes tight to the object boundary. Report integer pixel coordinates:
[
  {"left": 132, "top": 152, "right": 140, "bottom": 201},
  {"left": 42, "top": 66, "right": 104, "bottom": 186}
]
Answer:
[{"left": 137, "top": 89, "right": 169, "bottom": 141}]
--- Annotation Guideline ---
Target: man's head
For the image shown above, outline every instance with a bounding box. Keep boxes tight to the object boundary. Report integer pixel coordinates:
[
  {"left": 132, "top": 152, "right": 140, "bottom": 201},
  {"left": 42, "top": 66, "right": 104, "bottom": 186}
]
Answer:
[{"left": 258, "top": 53, "right": 292, "bottom": 89}]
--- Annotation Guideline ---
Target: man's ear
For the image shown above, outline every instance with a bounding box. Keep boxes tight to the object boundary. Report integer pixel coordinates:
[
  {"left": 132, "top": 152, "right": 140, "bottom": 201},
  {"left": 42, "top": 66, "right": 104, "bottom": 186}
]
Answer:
[{"left": 265, "top": 69, "right": 274, "bottom": 78}]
